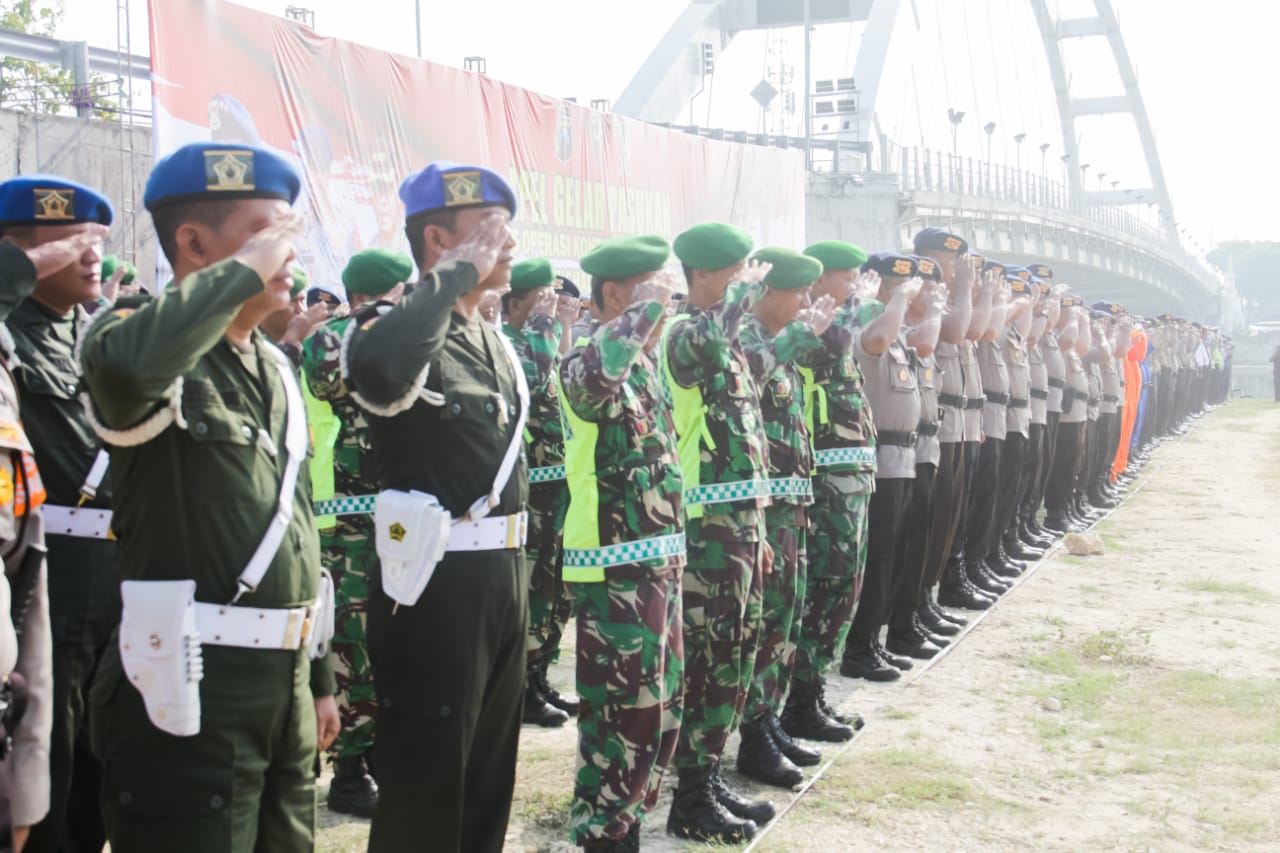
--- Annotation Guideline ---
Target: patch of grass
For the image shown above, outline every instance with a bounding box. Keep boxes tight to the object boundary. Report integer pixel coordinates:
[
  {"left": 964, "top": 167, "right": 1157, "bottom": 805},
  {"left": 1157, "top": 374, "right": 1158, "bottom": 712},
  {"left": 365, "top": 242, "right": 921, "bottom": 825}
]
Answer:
[
  {"left": 1099, "top": 532, "right": 1136, "bottom": 553},
  {"left": 881, "top": 707, "right": 917, "bottom": 721},
  {"left": 1023, "top": 648, "right": 1080, "bottom": 677},
  {"left": 1182, "top": 578, "right": 1279, "bottom": 604},
  {"left": 1077, "top": 584, "right": 1103, "bottom": 594},
  {"left": 809, "top": 748, "right": 978, "bottom": 811},
  {"left": 512, "top": 788, "right": 575, "bottom": 830}
]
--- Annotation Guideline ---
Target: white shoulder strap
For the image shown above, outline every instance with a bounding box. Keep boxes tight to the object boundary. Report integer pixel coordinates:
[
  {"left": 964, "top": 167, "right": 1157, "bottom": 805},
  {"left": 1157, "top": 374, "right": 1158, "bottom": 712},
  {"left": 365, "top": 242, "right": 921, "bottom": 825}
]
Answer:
[
  {"left": 82, "top": 377, "right": 189, "bottom": 448},
  {"left": 231, "top": 348, "right": 309, "bottom": 603},
  {"left": 463, "top": 329, "right": 530, "bottom": 521},
  {"left": 340, "top": 306, "right": 445, "bottom": 416}
]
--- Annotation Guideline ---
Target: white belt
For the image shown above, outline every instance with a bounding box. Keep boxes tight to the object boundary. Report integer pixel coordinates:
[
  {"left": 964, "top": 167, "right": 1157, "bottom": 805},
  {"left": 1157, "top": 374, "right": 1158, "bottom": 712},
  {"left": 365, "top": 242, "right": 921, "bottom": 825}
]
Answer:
[
  {"left": 195, "top": 601, "right": 318, "bottom": 651},
  {"left": 448, "top": 511, "right": 528, "bottom": 552},
  {"left": 42, "top": 505, "right": 114, "bottom": 540}
]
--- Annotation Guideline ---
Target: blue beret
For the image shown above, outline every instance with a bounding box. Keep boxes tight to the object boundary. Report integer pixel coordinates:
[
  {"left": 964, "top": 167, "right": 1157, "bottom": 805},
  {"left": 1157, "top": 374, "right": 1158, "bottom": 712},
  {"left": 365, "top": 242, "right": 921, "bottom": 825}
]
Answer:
[
  {"left": 145, "top": 142, "right": 301, "bottom": 212},
  {"left": 400, "top": 161, "right": 517, "bottom": 221},
  {"left": 0, "top": 174, "right": 114, "bottom": 228},
  {"left": 912, "top": 255, "right": 943, "bottom": 281},
  {"left": 913, "top": 227, "right": 968, "bottom": 254},
  {"left": 862, "top": 253, "right": 918, "bottom": 278},
  {"left": 982, "top": 259, "right": 1007, "bottom": 276},
  {"left": 1029, "top": 263, "right": 1054, "bottom": 279}
]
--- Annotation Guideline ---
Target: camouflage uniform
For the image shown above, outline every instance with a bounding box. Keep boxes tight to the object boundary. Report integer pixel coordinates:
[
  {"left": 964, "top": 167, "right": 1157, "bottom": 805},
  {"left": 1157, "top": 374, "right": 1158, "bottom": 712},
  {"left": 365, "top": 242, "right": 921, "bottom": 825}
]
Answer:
[
  {"left": 558, "top": 298, "right": 685, "bottom": 844},
  {"left": 502, "top": 314, "right": 571, "bottom": 667},
  {"left": 790, "top": 298, "right": 879, "bottom": 689},
  {"left": 303, "top": 316, "right": 378, "bottom": 759},
  {"left": 738, "top": 316, "right": 821, "bottom": 722},
  {"left": 663, "top": 286, "right": 770, "bottom": 774}
]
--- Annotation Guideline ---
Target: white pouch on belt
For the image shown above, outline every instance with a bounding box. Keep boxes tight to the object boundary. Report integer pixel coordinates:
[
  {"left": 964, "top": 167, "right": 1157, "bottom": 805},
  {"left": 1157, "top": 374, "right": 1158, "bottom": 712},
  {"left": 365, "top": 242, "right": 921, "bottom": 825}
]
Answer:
[
  {"left": 118, "top": 579, "right": 204, "bottom": 737},
  {"left": 375, "top": 489, "right": 451, "bottom": 609},
  {"left": 310, "top": 568, "right": 336, "bottom": 660}
]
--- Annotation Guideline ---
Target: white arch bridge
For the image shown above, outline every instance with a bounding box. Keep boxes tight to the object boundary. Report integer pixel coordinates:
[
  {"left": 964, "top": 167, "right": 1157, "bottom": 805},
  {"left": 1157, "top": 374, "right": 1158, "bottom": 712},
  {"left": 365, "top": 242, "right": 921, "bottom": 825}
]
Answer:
[{"left": 616, "top": 0, "right": 1221, "bottom": 318}]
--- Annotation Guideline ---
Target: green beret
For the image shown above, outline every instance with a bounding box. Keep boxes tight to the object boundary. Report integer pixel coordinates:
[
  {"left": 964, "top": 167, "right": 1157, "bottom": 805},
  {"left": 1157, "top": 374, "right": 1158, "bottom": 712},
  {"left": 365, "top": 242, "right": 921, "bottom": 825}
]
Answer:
[
  {"left": 342, "top": 249, "right": 413, "bottom": 297},
  {"left": 100, "top": 254, "right": 137, "bottom": 285},
  {"left": 580, "top": 235, "right": 670, "bottom": 280},
  {"left": 672, "top": 222, "right": 754, "bottom": 271},
  {"left": 803, "top": 240, "right": 868, "bottom": 272},
  {"left": 509, "top": 258, "right": 556, "bottom": 293},
  {"left": 289, "top": 267, "right": 308, "bottom": 298},
  {"left": 752, "top": 247, "right": 823, "bottom": 290}
]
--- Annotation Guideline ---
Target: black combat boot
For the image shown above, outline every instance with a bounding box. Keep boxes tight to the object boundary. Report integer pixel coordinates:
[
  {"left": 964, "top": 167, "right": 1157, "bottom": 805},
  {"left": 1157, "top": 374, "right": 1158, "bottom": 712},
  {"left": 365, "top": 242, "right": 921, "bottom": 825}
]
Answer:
[
  {"left": 782, "top": 680, "right": 857, "bottom": 741},
  {"left": 326, "top": 755, "right": 379, "bottom": 818},
  {"left": 871, "top": 637, "right": 915, "bottom": 670},
  {"left": 938, "top": 557, "right": 994, "bottom": 610},
  {"left": 523, "top": 665, "right": 570, "bottom": 728},
  {"left": 816, "top": 681, "right": 865, "bottom": 731},
  {"left": 917, "top": 597, "right": 961, "bottom": 637},
  {"left": 924, "top": 588, "right": 967, "bottom": 629},
  {"left": 536, "top": 657, "right": 580, "bottom": 716},
  {"left": 885, "top": 619, "right": 941, "bottom": 660},
  {"left": 737, "top": 717, "right": 804, "bottom": 788},
  {"left": 839, "top": 637, "right": 901, "bottom": 681},
  {"left": 766, "top": 713, "right": 822, "bottom": 767},
  {"left": 967, "top": 558, "right": 1009, "bottom": 595},
  {"left": 711, "top": 762, "right": 777, "bottom": 824},
  {"left": 667, "top": 767, "right": 758, "bottom": 843},
  {"left": 912, "top": 611, "right": 951, "bottom": 648},
  {"left": 580, "top": 823, "right": 639, "bottom": 853}
]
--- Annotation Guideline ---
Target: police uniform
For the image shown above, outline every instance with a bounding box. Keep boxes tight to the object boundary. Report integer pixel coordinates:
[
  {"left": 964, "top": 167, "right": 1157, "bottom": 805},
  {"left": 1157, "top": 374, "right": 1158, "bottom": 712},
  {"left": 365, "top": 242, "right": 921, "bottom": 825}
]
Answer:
[
  {"left": 343, "top": 163, "right": 527, "bottom": 853},
  {"left": 0, "top": 175, "right": 117, "bottom": 853},
  {"left": 303, "top": 248, "right": 415, "bottom": 817},
  {"left": 0, "top": 242, "right": 54, "bottom": 843},
  {"left": 502, "top": 258, "right": 576, "bottom": 729},
  {"left": 81, "top": 143, "right": 335, "bottom": 853},
  {"left": 663, "top": 223, "right": 771, "bottom": 843},
  {"left": 994, "top": 275, "right": 1037, "bottom": 564},
  {"left": 735, "top": 249, "right": 826, "bottom": 790},
  {"left": 558, "top": 236, "right": 685, "bottom": 851},
  {"left": 1044, "top": 297, "right": 1090, "bottom": 532}
]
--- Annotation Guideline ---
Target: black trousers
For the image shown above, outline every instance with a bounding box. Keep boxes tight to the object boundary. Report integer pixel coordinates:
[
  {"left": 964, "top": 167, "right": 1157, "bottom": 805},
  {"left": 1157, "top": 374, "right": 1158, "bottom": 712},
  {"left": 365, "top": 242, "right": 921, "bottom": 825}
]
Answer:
[
  {"left": 891, "top": 463, "right": 937, "bottom": 627},
  {"left": 848, "top": 477, "right": 911, "bottom": 645},
  {"left": 924, "top": 442, "right": 966, "bottom": 589},
  {"left": 994, "top": 432, "right": 1029, "bottom": 546},
  {"left": 1018, "top": 423, "right": 1045, "bottom": 527},
  {"left": 367, "top": 552, "right": 528, "bottom": 853},
  {"left": 964, "top": 437, "right": 1003, "bottom": 563},
  {"left": 952, "top": 440, "right": 982, "bottom": 560},
  {"left": 1045, "top": 421, "right": 1085, "bottom": 514}
]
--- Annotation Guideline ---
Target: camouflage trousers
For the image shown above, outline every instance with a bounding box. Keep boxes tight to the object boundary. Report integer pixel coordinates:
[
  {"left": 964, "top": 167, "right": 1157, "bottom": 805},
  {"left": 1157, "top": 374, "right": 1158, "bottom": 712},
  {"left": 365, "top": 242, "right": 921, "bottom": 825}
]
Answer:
[
  {"left": 744, "top": 504, "right": 807, "bottom": 724},
  {"left": 673, "top": 517, "right": 763, "bottom": 772},
  {"left": 321, "top": 520, "right": 378, "bottom": 760},
  {"left": 527, "top": 484, "right": 571, "bottom": 665},
  {"left": 566, "top": 570, "right": 684, "bottom": 843},
  {"left": 790, "top": 473, "right": 872, "bottom": 688}
]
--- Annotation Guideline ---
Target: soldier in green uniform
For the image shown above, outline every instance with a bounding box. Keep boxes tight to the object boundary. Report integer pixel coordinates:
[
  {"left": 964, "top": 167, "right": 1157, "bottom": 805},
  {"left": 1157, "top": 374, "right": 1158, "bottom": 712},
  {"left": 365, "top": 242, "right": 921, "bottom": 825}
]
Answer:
[
  {"left": 663, "top": 223, "right": 773, "bottom": 844},
  {"left": 343, "top": 162, "right": 527, "bottom": 853},
  {"left": 734, "top": 248, "right": 837, "bottom": 789},
  {"left": 558, "top": 235, "right": 685, "bottom": 852},
  {"left": 781, "top": 240, "right": 876, "bottom": 737},
  {"left": 303, "top": 248, "right": 414, "bottom": 817},
  {"left": 502, "top": 258, "right": 579, "bottom": 728},
  {"left": 0, "top": 174, "right": 118, "bottom": 853},
  {"left": 80, "top": 142, "right": 339, "bottom": 853}
]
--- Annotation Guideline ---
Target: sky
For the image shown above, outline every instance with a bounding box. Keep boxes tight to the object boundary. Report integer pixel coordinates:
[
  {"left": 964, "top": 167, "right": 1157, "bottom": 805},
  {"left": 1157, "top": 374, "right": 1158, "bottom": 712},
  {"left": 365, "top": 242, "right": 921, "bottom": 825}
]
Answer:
[{"left": 53, "top": 0, "right": 1280, "bottom": 248}]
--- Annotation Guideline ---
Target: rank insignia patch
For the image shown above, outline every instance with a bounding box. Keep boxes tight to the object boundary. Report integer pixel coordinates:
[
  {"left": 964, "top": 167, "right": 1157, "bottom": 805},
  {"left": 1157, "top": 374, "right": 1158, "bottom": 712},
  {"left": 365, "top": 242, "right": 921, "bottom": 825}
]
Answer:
[
  {"left": 443, "top": 171, "right": 482, "bottom": 206},
  {"left": 33, "top": 188, "right": 74, "bottom": 220},
  {"left": 204, "top": 150, "right": 255, "bottom": 191},
  {"left": 388, "top": 522, "right": 406, "bottom": 542}
]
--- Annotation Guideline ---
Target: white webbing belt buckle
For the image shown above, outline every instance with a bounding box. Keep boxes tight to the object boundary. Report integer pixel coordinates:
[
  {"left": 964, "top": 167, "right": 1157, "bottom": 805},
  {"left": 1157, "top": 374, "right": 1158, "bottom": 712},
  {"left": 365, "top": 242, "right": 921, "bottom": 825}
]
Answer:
[
  {"left": 42, "top": 505, "right": 114, "bottom": 540},
  {"left": 447, "top": 511, "right": 528, "bottom": 552},
  {"left": 194, "top": 601, "right": 318, "bottom": 651}
]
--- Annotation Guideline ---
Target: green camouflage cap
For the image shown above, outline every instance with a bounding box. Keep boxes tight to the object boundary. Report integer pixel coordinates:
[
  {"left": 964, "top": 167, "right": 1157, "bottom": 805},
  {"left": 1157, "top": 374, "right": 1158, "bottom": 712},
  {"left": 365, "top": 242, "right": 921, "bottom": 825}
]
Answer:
[
  {"left": 672, "top": 222, "right": 754, "bottom": 270},
  {"left": 752, "top": 247, "right": 823, "bottom": 289},
  {"left": 508, "top": 257, "right": 556, "bottom": 293},
  {"left": 580, "top": 234, "right": 670, "bottom": 280},
  {"left": 803, "top": 240, "right": 868, "bottom": 272},
  {"left": 342, "top": 248, "right": 413, "bottom": 297}
]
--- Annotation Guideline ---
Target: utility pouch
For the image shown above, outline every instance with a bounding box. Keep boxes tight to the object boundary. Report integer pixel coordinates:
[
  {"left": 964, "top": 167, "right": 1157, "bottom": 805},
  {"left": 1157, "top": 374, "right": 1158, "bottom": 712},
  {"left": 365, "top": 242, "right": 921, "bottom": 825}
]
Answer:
[
  {"left": 118, "top": 580, "right": 204, "bottom": 736},
  {"left": 375, "top": 490, "right": 451, "bottom": 609}
]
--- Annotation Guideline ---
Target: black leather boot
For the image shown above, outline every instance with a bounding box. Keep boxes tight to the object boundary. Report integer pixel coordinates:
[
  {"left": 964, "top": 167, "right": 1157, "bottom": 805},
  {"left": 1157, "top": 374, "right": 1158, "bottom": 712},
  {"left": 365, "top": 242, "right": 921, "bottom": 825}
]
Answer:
[
  {"left": 523, "top": 666, "right": 570, "bottom": 728},
  {"left": 967, "top": 558, "right": 1009, "bottom": 595},
  {"left": 911, "top": 611, "right": 951, "bottom": 647},
  {"left": 711, "top": 762, "right": 776, "bottom": 824},
  {"left": 938, "top": 557, "right": 994, "bottom": 610},
  {"left": 925, "top": 589, "right": 967, "bottom": 628},
  {"left": 667, "top": 767, "right": 758, "bottom": 843},
  {"left": 327, "top": 755, "right": 379, "bottom": 818},
  {"left": 782, "top": 680, "right": 857, "bottom": 741},
  {"left": 917, "top": 598, "right": 961, "bottom": 636},
  {"left": 816, "top": 681, "right": 865, "bottom": 731},
  {"left": 536, "top": 657, "right": 580, "bottom": 716},
  {"left": 737, "top": 717, "right": 804, "bottom": 788},
  {"left": 872, "top": 637, "right": 915, "bottom": 670},
  {"left": 885, "top": 620, "right": 941, "bottom": 660},
  {"left": 766, "top": 713, "right": 822, "bottom": 767}
]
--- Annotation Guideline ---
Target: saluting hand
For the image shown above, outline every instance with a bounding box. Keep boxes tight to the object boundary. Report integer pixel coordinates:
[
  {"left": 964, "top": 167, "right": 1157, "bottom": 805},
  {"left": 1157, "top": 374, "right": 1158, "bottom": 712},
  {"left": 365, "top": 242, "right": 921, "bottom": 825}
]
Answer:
[
  {"left": 281, "top": 301, "right": 330, "bottom": 347},
  {"left": 439, "top": 211, "right": 512, "bottom": 284},
  {"left": 795, "top": 293, "right": 837, "bottom": 337},
  {"left": 100, "top": 264, "right": 129, "bottom": 305},
  {"left": 853, "top": 270, "right": 880, "bottom": 302},
  {"left": 737, "top": 259, "right": 773, "bottom": 286},
  {"left": 234, "top": 212, "right": 306, "bottom": 288},
  {"left": 8, "top": 223, "right": 109, "bottom": 280},
  {"left": 954, "top": 252, "right": 975, "bottom": 289},
  {"left": 529, "top": 287, "right": 558, "bottom": 321},
  {"left": 896, "top": 275, "right": 925, "bottom": 304},
  {"left": 631, "top": 269, "right": 679, "bottom": 310},
  {"left": 555, "top": 293, "right": 579, "bottom": 330}
]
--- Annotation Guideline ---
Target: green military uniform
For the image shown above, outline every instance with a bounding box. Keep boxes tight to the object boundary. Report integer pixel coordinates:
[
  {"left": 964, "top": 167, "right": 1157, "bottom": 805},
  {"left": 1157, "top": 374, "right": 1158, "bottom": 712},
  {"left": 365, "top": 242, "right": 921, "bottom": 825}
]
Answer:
[
  {"left": 501, "top": 259, "right": 573, "bottom": 714},
  {"left": 784, "top": 242, "right": 877, "bottom": 737},
  {"left": 80, "top": 142, "right": 334, "bottom": 853},
  {"left": 0, "top": 175, "right": 117, "bottom": 853},
  {"left": 344, "top": 160, "right": 527, "bottom": 853},
  {"left": 557, "top": 234, "right": 685, "bottom": 848},
  {"left": 303, "top": 249, "right": 413, "bottom": 774}
]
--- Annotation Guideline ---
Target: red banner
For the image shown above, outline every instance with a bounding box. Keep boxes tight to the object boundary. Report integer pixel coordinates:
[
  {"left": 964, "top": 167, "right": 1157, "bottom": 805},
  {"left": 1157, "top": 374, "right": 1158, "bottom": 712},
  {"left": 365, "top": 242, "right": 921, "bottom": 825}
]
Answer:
[{"left": 148, "top": 0, "right": 806, "bottom": 287}]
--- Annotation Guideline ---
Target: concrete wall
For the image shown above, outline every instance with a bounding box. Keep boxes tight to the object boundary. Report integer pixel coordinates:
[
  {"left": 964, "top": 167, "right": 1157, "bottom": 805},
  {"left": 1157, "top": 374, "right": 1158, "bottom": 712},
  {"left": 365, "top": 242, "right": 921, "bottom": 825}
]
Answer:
[
  {"left": 0, "top": 109, "right": 155, "bottom": 277},
  {"left": 806, "top": 171, "right": 902, "bottom": 252}
]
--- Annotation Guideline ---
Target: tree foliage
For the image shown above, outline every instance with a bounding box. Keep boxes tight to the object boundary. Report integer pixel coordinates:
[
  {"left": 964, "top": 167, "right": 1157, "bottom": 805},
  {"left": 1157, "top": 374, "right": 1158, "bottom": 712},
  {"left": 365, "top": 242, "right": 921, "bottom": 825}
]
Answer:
[
  {"left": 1, "top": 1, "right": 117, "bottom": 118},
  {"left": 1208, "top": 241, "right": 1280, "bottom": 323}
]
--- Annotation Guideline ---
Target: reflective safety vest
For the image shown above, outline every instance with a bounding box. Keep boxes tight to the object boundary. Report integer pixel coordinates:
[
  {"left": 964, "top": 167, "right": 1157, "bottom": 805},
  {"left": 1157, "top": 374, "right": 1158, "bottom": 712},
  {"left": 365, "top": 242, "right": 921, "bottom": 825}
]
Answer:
[{"left": 304, "top": 380, "right": 341, "bottom": 531}]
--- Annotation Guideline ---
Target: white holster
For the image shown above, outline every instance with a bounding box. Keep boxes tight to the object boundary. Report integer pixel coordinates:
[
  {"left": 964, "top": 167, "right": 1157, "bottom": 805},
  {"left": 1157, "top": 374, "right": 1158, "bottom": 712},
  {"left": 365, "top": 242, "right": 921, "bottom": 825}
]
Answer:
[
  {"left": 375, "top": 490, "right": 452, "bottom": 609},
  {"left": 310, "top": 569, "right": 336, "bottom": 660},
  {"left": 118, "top": 580, "right": 204, "bottom": 737}
]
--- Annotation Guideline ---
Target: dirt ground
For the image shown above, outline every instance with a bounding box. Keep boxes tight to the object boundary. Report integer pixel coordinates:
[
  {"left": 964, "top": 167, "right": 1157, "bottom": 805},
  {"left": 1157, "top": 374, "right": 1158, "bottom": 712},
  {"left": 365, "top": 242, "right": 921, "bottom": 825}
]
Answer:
[{"left": 318, "top": 397, "right": 1280, "bottom": 853}]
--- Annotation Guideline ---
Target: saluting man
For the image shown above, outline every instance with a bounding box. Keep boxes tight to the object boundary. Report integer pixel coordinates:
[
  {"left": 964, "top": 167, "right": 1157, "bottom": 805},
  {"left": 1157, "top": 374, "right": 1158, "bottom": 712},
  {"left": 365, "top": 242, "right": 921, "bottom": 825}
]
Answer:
[
  {"left": 0, "top": 174, "right": 118, "bottom": 853},
  {"left": 343, "top": 162, "right": 527, "bottom": 853},
  {"left": 80, "top": 142, "right": 339, "bottom": 852}
]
